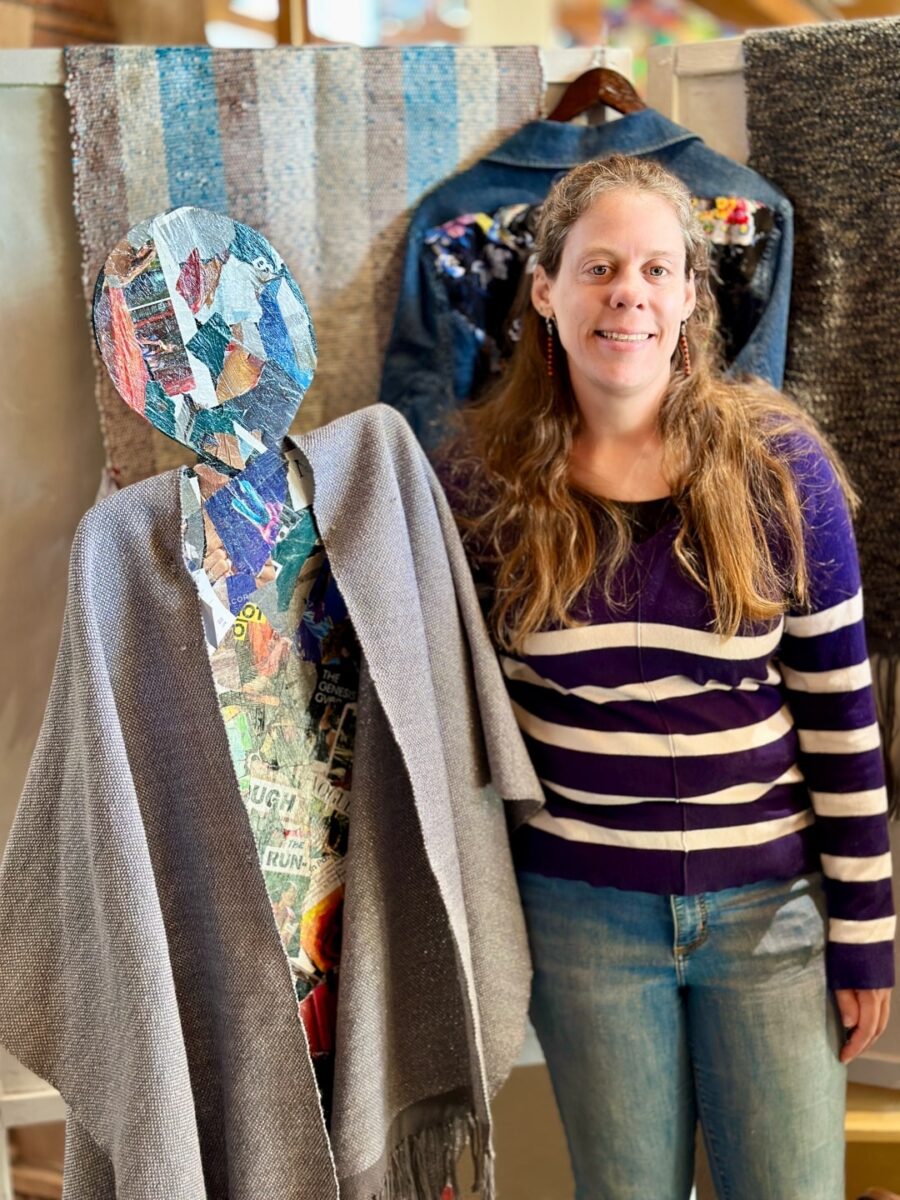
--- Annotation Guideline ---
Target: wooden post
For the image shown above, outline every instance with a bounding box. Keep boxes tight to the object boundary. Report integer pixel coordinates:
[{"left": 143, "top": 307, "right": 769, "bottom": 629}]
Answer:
[{"left": 276, "top": 0, "right": 308, "bottom": 45}]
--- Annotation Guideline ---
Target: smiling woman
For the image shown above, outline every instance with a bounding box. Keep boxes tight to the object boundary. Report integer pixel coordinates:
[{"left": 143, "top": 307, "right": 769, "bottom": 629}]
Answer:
[
  {"left": 434, "top": 153, "right": 895, "bottom": 1200},
  {"left": 532, "top": 188, "right": 696, "bottom": 448}
]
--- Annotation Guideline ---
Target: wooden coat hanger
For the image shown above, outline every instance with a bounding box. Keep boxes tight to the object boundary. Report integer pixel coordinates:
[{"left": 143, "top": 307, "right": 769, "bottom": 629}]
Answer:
[{"left": 547, "top": 67, "right": 647, "bottom": 122}]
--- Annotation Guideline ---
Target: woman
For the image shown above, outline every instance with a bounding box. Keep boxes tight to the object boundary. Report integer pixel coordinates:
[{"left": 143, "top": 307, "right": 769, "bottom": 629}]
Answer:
[{"left": 436, "top": 155, "right": 894, "bottom": 1199}]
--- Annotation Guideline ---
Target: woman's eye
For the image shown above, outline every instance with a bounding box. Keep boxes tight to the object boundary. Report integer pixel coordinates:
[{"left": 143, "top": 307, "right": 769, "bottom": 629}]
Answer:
[
  {"left": 648, "top": 265, "right": 668, "bottom": 277},
  {"left": 589, "top": 265, "right": 609, "bottom": 276}
]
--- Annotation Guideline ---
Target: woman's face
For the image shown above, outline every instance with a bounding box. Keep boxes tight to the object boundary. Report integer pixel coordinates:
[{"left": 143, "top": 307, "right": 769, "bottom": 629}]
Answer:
[{"left": 532, "top": 188, "right": 696, "bottom": 413}]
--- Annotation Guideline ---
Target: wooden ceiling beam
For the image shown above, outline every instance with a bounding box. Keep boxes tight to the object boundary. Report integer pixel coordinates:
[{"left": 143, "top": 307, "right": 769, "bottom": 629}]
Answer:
[
  {"left": 837, "top": 0, "right": 900, "bottom": 14},
  {"left": 690, "top": 0, "right": 828, "bottom": 26}
]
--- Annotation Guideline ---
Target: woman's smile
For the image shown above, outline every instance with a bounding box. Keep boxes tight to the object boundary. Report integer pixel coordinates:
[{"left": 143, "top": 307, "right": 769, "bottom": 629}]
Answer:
[{"left": 594, "top": 328, "right": 656, "bottom": 348}]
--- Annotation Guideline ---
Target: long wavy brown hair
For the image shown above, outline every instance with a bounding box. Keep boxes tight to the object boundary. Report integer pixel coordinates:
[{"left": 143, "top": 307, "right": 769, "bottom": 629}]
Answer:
[{"left": 444, "top": 154, "right": 857, "bottom": 654}]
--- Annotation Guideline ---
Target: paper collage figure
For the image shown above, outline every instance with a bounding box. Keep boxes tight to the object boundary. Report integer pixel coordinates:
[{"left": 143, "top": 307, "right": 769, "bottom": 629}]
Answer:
[{"left": 94, "top": 207, "right": 357, "bottom": 1110}]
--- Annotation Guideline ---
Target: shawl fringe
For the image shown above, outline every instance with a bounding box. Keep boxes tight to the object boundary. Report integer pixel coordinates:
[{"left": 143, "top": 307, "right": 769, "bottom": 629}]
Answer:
[{"left": 373, "top": 1113, "right": 495, "bottom": 1200}]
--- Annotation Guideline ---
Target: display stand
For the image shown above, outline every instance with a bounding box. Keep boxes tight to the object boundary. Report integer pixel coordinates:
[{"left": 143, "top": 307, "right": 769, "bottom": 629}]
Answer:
[{"left": 647, "top": 38, "right": 748, "bottom": 164}]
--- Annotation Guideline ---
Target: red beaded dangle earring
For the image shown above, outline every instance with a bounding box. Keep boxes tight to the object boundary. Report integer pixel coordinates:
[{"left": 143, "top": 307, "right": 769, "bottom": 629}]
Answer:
[
  {"left": 545, "top": 315, "right": 555, "bottom": 378},
  {"left": 679, "top": 319, "right": 692, "bottom": 378}
]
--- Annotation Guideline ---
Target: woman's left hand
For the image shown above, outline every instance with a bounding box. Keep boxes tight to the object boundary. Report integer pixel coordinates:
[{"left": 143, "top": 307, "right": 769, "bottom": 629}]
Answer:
[{"left": 834, "top": 988, "right": 892, "bottom": 1064}]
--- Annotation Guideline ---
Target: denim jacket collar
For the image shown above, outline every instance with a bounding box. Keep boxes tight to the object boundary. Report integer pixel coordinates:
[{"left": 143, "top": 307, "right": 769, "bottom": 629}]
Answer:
[{"left": 485, "top": 111, "right": 699, "bottom": 170}]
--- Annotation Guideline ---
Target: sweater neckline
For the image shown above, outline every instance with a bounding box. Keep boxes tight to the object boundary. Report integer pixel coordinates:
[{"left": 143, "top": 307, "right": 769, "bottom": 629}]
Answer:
[{"left": 582, "top": 494, "right": 680, "bottom": 551}]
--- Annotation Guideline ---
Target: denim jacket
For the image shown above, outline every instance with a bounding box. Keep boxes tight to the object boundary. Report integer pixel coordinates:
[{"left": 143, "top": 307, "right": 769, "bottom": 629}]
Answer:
[{"left": 379, "top": 111, "right": 794, "bottom": 450}]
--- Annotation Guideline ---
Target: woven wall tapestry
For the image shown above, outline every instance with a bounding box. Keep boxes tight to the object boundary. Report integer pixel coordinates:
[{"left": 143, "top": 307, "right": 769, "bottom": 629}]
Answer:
[
  {"left": 744, "top": 18, "right": 900, "bottom": 654},
  {"left": 65, "top": 44, "right": 543, "bottom": 487}
]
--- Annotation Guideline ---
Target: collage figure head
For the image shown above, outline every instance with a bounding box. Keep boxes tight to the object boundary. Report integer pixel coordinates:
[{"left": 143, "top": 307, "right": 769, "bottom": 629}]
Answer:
[{"left": 93, "top": 206, "right": 317, "bottom": 470}]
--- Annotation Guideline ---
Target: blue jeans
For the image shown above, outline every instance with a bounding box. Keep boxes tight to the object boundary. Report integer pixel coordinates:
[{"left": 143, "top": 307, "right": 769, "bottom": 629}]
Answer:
[{"left": 517, "top": 870, "right": 846, "bottom": 1200}]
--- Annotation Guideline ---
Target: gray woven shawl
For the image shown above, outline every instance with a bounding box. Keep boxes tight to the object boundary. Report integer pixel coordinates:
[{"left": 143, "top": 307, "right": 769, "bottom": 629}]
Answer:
[
  {"left": 0, "top": 405, "right": 542, "bottom": 1199},
  {"left": 744, "top": 18, "right": 900, "bottom": 653}
]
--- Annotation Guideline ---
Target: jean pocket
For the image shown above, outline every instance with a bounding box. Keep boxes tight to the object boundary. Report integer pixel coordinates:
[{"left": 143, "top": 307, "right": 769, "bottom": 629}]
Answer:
[{"left": 713, "top": 874, "right": 827, "bottom": 968}]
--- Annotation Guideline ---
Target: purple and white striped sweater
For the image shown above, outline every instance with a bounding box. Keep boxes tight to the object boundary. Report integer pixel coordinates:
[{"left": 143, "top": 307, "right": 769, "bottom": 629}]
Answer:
[{"left": 438, "top": 436, "right": 895, "bottom": 992}]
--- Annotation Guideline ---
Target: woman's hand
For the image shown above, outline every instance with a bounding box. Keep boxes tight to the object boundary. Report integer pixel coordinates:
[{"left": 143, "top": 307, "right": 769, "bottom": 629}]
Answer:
[{"left": 834, "top": 988, "right": 892, "bottom": 1064}]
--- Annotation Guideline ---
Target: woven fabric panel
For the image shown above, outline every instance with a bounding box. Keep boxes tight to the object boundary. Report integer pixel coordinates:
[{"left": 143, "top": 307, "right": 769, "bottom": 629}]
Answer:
[
  {"left": 744, "top": 18, "right": 900, "bottom": 650},
  {"left": 64, "top": 44, "right": 543, "bottom": 486}
]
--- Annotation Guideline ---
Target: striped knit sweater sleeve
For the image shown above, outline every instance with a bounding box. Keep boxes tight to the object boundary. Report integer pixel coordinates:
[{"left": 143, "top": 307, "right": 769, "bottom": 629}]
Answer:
[{"left": 779, "top": 436, "right": 895, "bottom": 990}]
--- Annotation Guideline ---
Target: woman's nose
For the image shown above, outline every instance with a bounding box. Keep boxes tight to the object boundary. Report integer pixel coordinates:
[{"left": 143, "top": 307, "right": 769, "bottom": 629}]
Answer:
[{"left": 608, "top": 268, "right": 647, "bottom": 308}]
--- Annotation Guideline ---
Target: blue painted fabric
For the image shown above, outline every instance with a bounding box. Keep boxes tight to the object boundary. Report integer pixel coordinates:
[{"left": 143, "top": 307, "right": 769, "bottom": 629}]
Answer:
[
  {"left": 380, "top": 111, "right": 794, "bottom": 451},
  {"left": 155, "top": 48, "right": 228, "bottom": 209}
]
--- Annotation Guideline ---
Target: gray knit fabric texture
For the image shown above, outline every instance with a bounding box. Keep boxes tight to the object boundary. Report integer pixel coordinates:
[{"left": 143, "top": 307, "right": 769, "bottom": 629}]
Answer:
[
  {"left": 745, "top": 18, "right": 900, "bottom": 651},
  {"left": 0, "top": 405, "right": 542, "bottom": 1199}
]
